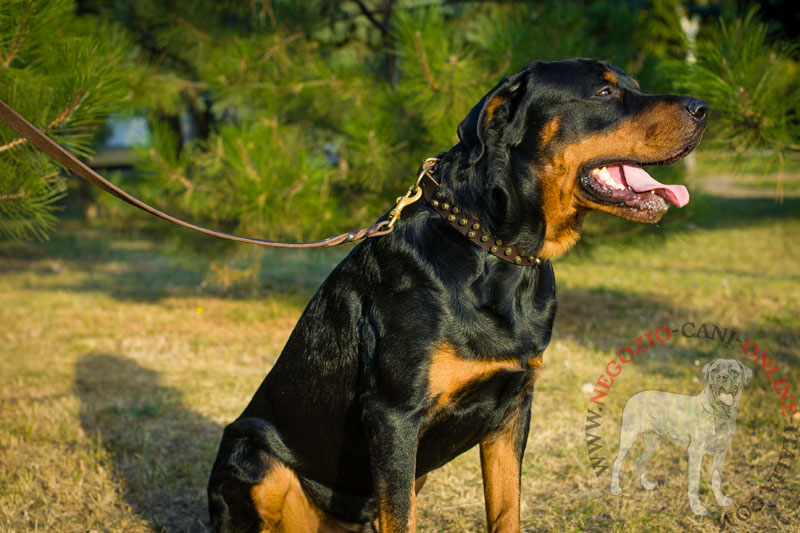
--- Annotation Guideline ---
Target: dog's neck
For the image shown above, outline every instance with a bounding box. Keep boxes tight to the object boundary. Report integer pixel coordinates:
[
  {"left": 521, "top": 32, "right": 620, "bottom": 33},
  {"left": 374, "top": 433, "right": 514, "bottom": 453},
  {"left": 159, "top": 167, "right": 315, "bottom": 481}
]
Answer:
[{"left": 435, "top": 150, "right": 560, "bottom": 259}]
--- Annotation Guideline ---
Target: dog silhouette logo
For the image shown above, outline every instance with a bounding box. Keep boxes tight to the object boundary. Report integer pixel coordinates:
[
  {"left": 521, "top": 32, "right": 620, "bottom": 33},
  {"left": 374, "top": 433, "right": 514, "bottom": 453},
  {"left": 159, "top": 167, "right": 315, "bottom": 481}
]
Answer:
[{"left": 609, "top": 358, "right": 752, "bottom": 515}]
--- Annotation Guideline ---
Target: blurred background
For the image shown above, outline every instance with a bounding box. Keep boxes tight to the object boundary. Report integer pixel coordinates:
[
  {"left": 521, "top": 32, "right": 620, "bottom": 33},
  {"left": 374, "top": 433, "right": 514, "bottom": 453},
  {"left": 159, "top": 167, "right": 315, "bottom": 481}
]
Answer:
[
  {"left": 1, "top": 0, "right": 798, "bottom": 254},
  {"left": 1, "top": 2, "right": 799, "bottom": 531}
]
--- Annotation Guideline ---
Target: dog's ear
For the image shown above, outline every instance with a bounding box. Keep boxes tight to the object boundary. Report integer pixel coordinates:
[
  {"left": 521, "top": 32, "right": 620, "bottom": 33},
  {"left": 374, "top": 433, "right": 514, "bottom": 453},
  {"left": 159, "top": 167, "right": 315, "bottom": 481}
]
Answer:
[
  {"left": 701, "top": 361, "right": 713, "bottom": 382},
  {"left": 738, "top": 361, "right": 753, "bottom": 387},
  {"left": 457, "top": 69, "right": 535, "bottom": 165}
]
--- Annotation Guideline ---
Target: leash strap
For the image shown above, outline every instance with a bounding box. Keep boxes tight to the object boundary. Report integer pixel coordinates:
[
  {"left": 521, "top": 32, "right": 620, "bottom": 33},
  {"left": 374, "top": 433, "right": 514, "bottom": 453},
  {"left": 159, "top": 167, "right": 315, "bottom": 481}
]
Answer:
[{"left": 0, "top": 98, "right": 399, "bottom": 248}]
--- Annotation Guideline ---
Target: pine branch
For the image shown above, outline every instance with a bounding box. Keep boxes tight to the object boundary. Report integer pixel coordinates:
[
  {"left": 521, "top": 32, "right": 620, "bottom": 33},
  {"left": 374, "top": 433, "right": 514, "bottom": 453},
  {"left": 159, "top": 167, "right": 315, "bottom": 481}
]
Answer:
[
  {"left": 148, "top": 147, "right": 195, "bottom": 191},
  {"left": 414, "top": 31, "right": 439, "bottom": 91},
  {"left": 235, "top": 139, "right": 260, "bottom": 182},
  {"left": 0, "top": 138, "right": 27, "bottom": 154},
  {"left": 352, "top": 0, "right": 388, "bottom": 34},
  {"left": 1, "top": 0, "right": 34, "bottom": 68},
  {"left": 0, "top": 172, "right": 57, "bottom": 203},
  {"left": 263, "top": 0, "right": 277, "bottom": 28},
  {"left": 168, "top": 9, "right": 209, "bottom": 41},
  {"left": 47, "top": 90, "right": 86, "bottom": 129},
  {"left": 0, "top": 91, "right": 86, "bottom": 154},
  {"left": 0, "top": 190, "right": 29, "bottom": 202}
]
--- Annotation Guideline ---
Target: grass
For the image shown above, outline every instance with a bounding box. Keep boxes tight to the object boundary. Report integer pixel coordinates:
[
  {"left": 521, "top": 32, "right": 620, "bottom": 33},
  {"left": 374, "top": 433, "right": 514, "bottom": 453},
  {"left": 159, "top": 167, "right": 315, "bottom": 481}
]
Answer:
[{"left": 1, "top": 175, "right": 800, "bottom": 531}]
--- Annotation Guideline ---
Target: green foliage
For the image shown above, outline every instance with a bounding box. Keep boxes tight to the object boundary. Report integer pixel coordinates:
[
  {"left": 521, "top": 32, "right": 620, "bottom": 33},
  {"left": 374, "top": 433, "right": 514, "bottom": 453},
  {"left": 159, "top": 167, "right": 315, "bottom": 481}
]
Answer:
[
  {"left": 0, "top": 0, "right": 134, "bottom": 240},
  {"left": 676, "top": 7, "right": 800, "bottom": 187},
  {"left": 3, "top": 1, "right": 798, "bottom": 243}
]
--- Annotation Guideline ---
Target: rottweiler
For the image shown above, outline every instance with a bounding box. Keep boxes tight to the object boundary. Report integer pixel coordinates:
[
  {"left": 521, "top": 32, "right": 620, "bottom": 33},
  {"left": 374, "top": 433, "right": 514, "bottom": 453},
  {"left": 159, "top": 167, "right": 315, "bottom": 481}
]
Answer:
[{"left": 208, "top": 58, "right": 707, "bottom": 533}]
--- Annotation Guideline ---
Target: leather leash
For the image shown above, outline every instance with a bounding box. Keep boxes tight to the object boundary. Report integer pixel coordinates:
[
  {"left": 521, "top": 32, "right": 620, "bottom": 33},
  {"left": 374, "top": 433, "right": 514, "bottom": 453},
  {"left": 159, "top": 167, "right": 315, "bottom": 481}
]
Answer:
[{"left": 0, "top": 98, "right": 399, "bottom": 248}]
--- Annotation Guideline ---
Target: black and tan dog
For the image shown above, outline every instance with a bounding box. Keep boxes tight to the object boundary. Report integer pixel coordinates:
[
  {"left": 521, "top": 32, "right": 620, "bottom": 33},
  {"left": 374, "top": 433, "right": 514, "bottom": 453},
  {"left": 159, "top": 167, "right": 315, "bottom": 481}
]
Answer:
[{"left": 208, "top": 58, "right": 707, "bottom": 532}]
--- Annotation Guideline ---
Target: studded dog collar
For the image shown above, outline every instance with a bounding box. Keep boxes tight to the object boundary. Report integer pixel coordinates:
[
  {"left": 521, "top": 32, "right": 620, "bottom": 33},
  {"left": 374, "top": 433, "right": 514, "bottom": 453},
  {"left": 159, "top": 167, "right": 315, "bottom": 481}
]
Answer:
[{"left": 417, "top": 163, "right": 543, "bottom": 267}]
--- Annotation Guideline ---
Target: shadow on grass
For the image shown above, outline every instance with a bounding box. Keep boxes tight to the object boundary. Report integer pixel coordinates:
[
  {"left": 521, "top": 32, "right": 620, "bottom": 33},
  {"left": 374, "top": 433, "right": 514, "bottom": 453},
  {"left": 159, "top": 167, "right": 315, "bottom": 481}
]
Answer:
[
  {"left": 18, "top": 224, "right": 344, "bottom": 302},
  {"left": 75, "top": 353, "right": 221, "bottom": 532},
  {"left": 6, "top": 193, "right": 797, "bottom": 303}
]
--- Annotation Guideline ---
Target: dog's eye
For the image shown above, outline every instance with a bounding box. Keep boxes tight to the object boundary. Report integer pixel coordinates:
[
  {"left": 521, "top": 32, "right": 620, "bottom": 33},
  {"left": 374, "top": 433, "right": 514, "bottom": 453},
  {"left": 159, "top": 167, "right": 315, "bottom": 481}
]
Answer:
[{"left": 593, "top": 87, "right": 613, "bottom": 98}]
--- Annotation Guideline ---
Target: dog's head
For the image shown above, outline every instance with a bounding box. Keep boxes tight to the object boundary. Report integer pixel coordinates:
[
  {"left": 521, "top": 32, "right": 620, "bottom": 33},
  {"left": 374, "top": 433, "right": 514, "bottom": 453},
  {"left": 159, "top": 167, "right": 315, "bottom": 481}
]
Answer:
[
  {"left": 702, "top": 358, "right": 752, "bottom": 406},
  {"left": 451, "top": 58, "right": 707, "bottom": 259}
]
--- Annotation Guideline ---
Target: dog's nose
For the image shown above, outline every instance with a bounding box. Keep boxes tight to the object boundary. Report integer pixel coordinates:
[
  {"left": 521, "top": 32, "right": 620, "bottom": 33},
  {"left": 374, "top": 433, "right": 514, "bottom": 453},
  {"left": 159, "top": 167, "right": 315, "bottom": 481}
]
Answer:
[{"left": 685, "top": 98, "right": 708, "bottom": 122}]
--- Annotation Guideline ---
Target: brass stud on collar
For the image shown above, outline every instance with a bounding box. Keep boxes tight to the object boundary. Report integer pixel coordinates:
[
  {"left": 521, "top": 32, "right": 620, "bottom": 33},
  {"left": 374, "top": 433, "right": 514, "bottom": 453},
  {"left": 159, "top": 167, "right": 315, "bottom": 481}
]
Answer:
[
  {"left": 514, "top": 256, "right": 522, "bottom": 264},
  {"left": 458, "top": 218, "right": 467, "bottom": 226},
  {"left": 472, "top": 223, "right": 480, "bottom": 230},
  {"left": 436, "top": 191, "right": 444, "bottom": 200},
  {"left": 528, "top": 256, "right": 535, "bottom": 262},
  {"left": 535, "top": 258, "right": 541, "bottom": 265},
  {"left": 495, "top": 239, "right": 503, "bottom": 246},
  {"left": 504, "top": 248, "right": 513, "bottom": 256},
  {"left": 432, "top": 200, "right": 439, "bottom": 207},
  {"left": 490, "top": 245, "right": 498, "bottom": 253},
  {"left": 441, "top": 202, "right": 450, "bottom": 210},
  {"left": 467, "top": 231, "right": 476, "bottom": 238},
  {"left": 452, "top": 207, "right": 460, "bottom": 214},
  {"left": 480, "top": 235, "right": 489, "bottom": 242},
  {"left": 447, "top": 214, "right": 456, "bottom": 222}
]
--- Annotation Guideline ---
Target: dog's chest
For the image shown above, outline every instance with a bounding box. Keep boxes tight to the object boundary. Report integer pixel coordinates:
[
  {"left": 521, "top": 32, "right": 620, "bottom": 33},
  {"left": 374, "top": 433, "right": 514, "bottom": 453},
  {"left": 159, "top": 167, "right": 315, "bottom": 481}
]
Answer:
[{"left": 415, "top": 365, "right": 535, "bottom": 474}]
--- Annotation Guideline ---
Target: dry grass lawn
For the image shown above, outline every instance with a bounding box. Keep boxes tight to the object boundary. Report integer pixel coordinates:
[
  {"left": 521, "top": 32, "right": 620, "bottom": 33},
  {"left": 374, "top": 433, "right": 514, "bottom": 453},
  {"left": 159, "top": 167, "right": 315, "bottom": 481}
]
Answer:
[{"left": 1, "top": 185, "right": 799, "bottom": 532}]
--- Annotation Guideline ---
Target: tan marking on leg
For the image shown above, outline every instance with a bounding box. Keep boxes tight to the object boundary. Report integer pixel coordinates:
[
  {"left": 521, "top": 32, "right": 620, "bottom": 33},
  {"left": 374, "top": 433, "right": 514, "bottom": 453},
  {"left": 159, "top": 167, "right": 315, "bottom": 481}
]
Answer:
[
  {"left": 409, "top": 485, "right": 418, "bottom": 531},
  {"left": 480, "top": 413, "right": 522, "bottom": 533},
  {"left": 251, "top": 463, "right": 359, "bottom": 533},
  {"left": 376, "top": 486, "right": 417, "bottom": 533},
  {"left": 428, "top": 344, "right": 521, "bottom": 408}
]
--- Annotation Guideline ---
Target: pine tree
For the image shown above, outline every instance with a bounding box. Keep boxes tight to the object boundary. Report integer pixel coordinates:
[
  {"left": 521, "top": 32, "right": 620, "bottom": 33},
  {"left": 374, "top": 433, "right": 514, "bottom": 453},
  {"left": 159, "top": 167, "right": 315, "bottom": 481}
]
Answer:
[
  {"left": 0, "top": 0, "right": 134, "bottom": 240},
  {"left": 677, "top": 7, "right": 800, "bottom": 199},
  {"left": 3, "top": 1, "right": 797, "bottom": 243}
]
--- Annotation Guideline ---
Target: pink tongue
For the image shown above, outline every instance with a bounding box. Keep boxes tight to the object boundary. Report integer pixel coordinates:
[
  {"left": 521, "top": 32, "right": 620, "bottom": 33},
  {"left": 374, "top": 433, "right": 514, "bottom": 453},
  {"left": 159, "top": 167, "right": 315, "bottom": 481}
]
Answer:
[{"left": 608, "top": 164, "right": 690, "bottom": 207}]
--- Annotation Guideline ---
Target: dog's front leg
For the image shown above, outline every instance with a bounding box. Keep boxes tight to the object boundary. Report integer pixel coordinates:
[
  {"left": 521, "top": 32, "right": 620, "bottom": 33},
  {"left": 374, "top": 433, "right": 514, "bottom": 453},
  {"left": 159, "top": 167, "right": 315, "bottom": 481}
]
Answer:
[
  {"left": 479, "top": 396, "right": 531, "bottom": 533},
  {"left": 362, "top": 402, "right": 419, "bottom": 533},
  {"left": 687, "top": 443, "right": 708, "bottom": 515},
  {"left": 710, "top": 448, "right": 733, "bottom": 507}
]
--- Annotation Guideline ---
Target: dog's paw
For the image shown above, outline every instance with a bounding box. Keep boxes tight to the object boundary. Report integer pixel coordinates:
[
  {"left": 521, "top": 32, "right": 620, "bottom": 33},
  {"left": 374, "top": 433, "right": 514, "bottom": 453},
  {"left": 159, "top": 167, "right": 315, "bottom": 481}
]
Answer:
[
  {"left": 690, "top": 501, "right": 709, "bottom": 516},
  {"left": 639, "top": 473, "right": 657, "bottom": 490},
  {"left": 715, "top": 495, "right": 734, "bottom": 507},
  {"left": 610, "top": 485, "right": 623, "bottom": 496}
]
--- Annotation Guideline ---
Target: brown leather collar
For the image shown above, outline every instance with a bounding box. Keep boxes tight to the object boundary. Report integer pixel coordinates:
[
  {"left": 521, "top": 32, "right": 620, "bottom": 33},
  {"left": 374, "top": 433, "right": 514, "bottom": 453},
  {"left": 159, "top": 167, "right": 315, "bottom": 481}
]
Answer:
[{"left": 418, "top": 170, "right": 543, "bottom": 267}]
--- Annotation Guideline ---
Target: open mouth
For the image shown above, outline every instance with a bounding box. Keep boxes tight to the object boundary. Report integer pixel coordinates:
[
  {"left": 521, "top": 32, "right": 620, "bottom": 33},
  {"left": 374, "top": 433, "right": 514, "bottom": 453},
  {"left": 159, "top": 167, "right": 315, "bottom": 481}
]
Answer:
[
  {"left": 714, "top": 384, "right": 739, "bottom": 406},
  {"left": 578, "top": 144, "right": 696, "bottom": 220}
]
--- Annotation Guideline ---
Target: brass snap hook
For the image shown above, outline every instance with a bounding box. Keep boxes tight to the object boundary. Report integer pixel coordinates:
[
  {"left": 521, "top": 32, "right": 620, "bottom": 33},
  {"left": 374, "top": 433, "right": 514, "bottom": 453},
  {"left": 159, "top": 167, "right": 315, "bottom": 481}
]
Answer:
[{"left": 385, "top": 158, "right": 438, "bottom": 231}]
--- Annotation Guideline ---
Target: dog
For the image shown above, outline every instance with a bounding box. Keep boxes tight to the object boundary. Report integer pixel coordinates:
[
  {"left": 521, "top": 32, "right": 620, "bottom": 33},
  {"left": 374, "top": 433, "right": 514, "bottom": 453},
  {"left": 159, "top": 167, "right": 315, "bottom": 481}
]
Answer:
[
  {"left": 208, "top": 58, "right": 708, "bottom": 532},
  {"left": 610, "top": 358, "right": 752, "bottom": 516}
]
